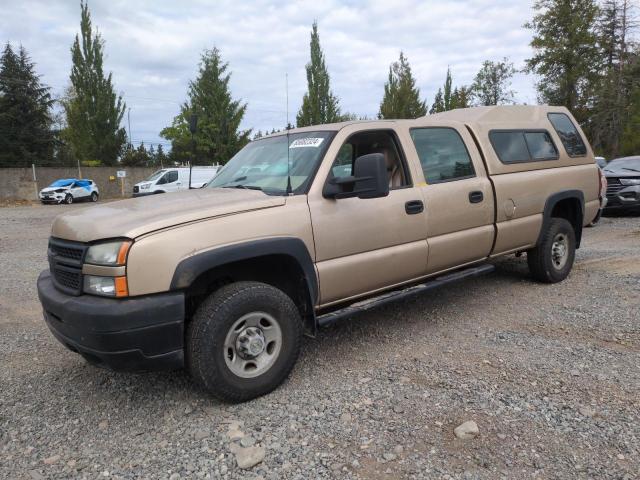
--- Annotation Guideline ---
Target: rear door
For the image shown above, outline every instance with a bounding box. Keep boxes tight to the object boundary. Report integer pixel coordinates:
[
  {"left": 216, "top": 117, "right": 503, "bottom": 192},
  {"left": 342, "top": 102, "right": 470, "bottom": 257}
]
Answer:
[
  {"left": 71, "top": 181, "right": 89, "bottom": 199},
  {"left": 403, "top": 124, "right": 495, "bottom": 273}
]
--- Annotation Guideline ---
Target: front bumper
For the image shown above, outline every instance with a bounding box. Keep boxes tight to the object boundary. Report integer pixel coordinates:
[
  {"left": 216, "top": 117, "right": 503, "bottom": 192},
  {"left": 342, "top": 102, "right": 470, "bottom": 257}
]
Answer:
[
  {"left": 37, "top": 270, "right": 185, "bottom": 371},
  {"left": 604, "top": 184, "right": 640, "bottom": 211}
]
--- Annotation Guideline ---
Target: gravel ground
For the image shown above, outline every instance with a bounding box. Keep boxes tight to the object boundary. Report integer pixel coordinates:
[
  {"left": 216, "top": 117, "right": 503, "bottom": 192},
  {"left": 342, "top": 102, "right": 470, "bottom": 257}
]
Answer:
[{"left": 1, "top": 203, "right": 639, "bottom": 480}]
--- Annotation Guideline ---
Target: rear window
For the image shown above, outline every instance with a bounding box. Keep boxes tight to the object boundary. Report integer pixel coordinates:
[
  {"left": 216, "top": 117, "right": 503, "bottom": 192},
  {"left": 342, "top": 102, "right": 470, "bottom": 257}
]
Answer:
[
  {"left": 489, "top": 130, "right": 558, "bottom": 164},
  {"left": 547, "top": 113, "right": 587, "bottom": 157}
]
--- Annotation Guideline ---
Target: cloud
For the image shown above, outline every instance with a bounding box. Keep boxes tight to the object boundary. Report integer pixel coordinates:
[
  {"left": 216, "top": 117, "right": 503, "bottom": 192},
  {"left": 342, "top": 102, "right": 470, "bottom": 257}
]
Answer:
[{"left": 1, "top": 0, "right": 538, "bottom": 149}]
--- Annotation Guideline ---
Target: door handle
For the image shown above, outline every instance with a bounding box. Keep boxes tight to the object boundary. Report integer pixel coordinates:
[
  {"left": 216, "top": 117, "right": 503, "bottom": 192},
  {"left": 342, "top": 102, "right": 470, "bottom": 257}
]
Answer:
[
  {"left": 405, "top": 200, "right": 424, "bottom": 215},
  {"left": 468, "top": 191, "right": 484, "bottom": 203}
]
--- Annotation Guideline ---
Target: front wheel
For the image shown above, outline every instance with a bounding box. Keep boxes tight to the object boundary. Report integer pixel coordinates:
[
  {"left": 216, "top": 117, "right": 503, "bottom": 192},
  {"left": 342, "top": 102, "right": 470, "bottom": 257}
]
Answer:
[
  {"left": 64, "top": 194, "right": 73, "bottom": 204},
  {"left": 186, "top": 281, "right": 302, "bottom": 402},
  {"left": 527, "top": 217, "right": 576, "bottom": 283}
]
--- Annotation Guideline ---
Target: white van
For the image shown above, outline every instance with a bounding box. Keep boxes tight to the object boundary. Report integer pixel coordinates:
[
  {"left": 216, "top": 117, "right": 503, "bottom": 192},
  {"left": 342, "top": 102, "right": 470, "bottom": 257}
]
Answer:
[{"left": 133, "top": 167, "right": 220, "bottom": 197}]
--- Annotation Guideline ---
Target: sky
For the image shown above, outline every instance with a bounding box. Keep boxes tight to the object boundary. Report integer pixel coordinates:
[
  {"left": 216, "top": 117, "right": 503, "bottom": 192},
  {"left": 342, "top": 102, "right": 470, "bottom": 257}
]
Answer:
[{"left": 1, "top": 0, "right": 540, "bottom": 150}]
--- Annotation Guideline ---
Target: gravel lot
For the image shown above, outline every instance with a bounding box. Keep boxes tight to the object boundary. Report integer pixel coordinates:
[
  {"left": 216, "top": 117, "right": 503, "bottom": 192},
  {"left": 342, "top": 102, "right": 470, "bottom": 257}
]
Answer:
[{"left": 1, "top": 203, "right": 639, "bottom": 479}]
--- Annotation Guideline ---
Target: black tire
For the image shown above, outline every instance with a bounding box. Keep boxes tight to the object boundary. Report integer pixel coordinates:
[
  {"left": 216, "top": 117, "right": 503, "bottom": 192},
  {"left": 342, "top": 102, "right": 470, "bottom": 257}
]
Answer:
[
  {"left": 186, "top": 281, "right": 302, "bottom": 402},
  {"left": 91, "top": 192, "right": 98, "bottom": 202},
  {"left": 65, "top": 194, "right": 73, "bottom": 204},
  {"left": 527, "top": 217, "right": 576, "bottom": 283}
]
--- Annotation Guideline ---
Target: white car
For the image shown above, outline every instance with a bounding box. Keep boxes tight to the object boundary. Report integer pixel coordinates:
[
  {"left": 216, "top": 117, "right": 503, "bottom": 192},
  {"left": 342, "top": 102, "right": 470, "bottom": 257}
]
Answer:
[
  {"left": 39, "top": 179, "right": 99, "bottom": 205},
  {"left": 133, "top": 167, "right": 220, "bottom": 197}
]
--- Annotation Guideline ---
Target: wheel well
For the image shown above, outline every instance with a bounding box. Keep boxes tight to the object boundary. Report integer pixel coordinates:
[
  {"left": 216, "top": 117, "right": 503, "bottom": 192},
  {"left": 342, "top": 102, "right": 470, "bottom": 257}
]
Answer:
[
  {"left": 550, "top": 197, "right": 583, "bottom": 247},
  {"left": 184, "top": 254, "right": 315, "bottom": 335}
]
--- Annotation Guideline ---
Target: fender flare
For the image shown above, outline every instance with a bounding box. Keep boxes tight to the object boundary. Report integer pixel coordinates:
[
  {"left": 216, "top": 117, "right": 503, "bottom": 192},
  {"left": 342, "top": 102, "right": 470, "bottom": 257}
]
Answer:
[
  {"left": 538, "top": 190, "right": 585, "bottom": 248},
  {"left": 170, "top": 237, "right": 318, "bottom": 306}
]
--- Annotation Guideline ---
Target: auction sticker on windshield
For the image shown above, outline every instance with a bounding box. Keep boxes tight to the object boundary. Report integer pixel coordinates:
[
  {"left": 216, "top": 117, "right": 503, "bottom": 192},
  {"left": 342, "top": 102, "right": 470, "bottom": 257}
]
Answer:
[{"left": 289, "top": 138, "right": 324, "bottom": 148}]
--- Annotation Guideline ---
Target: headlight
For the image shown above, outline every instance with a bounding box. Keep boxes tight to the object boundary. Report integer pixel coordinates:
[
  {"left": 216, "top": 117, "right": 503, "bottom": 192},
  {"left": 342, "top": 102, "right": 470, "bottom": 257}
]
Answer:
[
  {"left": 620, "top": 178, "right": 640, "bottom": 186},
  {"left": 140, "top": 183, "right": 150, "bottom": 189},
  {"left": 85, "top": 240, "right": 131, "bottom": 266},
  {"left": 83, "top": 275, "right": 128, "bottom": 297}
]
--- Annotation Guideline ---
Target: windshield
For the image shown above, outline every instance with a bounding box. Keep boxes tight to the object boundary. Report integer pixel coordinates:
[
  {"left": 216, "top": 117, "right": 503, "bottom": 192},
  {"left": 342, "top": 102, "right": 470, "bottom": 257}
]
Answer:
[
  {"left": 208, "top": 131, "right": 334, "bottom": 194},
  {"left": 145, "top": 169, "right": 167, "bottom": 182},
  {"left": 49, "top": 179, "right": 74, "bottom": 188}
]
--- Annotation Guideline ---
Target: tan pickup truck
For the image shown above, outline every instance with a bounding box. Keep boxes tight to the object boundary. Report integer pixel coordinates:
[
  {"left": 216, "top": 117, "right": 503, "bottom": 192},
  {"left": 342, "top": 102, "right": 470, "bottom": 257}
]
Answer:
[{"left": 37, "top": 106, "right": 601, "bottom": 401}]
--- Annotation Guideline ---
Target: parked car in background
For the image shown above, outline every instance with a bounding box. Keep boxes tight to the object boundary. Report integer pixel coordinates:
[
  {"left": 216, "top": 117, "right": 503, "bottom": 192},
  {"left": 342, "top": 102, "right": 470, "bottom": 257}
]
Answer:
[
  {"left": 133, "top": 167, "right": 220, "bottom": 197},
  {"left": 603, "top": 156, "right": 640, "bottom": 214},
  {"left": 39, "top": 179, "right": 99, "bottom": 204}
]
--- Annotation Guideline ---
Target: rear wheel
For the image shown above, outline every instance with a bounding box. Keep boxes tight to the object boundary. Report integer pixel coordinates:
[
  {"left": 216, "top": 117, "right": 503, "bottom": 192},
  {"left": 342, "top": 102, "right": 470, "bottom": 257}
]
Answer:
[
  {"left": 186, "top": 281, "right": 302, "bottom": 402},
  {"left": 65, "top": 194, "right": 73, "bottom": 204},
  {"left": 527, "top": 217, "right": 576, "bottom": 283},
  {"left": 91, "top": 192, "right": 98, "bottom": 202}
]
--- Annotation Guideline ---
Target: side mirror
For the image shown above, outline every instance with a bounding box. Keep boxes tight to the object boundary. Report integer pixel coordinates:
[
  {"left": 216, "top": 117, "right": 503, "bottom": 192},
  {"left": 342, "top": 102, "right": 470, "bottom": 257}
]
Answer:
[{"left": 323, "top": 153, "right": 389, "bottom": 199}]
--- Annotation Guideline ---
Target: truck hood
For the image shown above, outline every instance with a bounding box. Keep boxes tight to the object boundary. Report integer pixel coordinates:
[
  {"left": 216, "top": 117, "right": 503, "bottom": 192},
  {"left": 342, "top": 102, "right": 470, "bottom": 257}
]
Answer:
[{"left": 51, "top": 188, "right": 286, "bottom": 242}]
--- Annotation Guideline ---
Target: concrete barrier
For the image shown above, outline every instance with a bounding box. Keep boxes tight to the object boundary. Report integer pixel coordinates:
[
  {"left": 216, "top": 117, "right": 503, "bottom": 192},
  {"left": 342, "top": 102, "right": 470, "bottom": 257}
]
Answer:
[{"left": 0, "top": 167, "right": 158, "bottom": 201}]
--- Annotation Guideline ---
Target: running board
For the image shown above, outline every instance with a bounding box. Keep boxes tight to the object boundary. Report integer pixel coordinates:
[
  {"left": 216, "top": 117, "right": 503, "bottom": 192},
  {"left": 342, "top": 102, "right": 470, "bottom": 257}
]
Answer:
[{"left": 316, "top": 263, "right": 495, "bottom": 328}]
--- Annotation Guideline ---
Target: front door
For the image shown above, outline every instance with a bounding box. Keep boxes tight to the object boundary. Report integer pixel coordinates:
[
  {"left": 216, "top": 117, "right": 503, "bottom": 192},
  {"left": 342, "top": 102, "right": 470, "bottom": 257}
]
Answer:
[
  {"left": 406, "top": 126, "right": 495, "bottom": 273},
  {"left": 307, "top": 128, "right": 429, "bottom": 306}
]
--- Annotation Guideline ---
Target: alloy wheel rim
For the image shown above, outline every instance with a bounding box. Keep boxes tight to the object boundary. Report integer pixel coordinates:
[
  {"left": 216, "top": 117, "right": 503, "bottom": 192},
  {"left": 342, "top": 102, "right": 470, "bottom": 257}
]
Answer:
[{"left": 223, "top": 312, "right": 282, "bottom": 378}]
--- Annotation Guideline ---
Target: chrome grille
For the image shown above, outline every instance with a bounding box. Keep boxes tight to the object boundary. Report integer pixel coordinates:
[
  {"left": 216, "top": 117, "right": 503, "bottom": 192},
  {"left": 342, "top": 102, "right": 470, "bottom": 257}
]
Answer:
[{"left": 606, "top": 178, "right": 623, "bottom": 198}]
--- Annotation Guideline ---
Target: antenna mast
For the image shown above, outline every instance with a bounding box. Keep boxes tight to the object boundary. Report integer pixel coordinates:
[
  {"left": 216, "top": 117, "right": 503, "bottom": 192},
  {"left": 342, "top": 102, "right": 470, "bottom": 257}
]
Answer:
[{"left": 285, "top": 72, "right": 292, "bottom": 195}]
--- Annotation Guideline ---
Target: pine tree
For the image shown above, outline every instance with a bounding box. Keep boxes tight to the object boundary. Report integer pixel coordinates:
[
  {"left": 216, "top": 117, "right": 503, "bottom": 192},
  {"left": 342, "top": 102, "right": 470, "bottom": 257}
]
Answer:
[
  {"left": 443, "top": 68, "right": 453, "bottom": 110},
  {"left": 161, "top": 47, "right": 250, "bottom": 165},
  {"left": 155, "top": 144, "right": 167, "bottom": 167},
  {"left": 471, "top": 58, "right": 516, "bottom": 106},
  {"left": 0, "top": 43, "right": 54, "bottom": 167},
  {"left": 591, "top": 0, "right": 638, "bottom": 157},
  {"left": 525, "top": 0, "right": 600, "bottom": 123},
  {"left": 430, "top": 88, "right": 445, "bottom": 114},
  {"left": 378, "top": 52, "right": 427, "bottom": 119},
  {"left": 430, "top": 69, "right": 468, "bottom": 113},
  {"left": 296, "top": 22, "right": 342, "bottom": 127},
  {"left": 62, "top": 1, "right": 127, "bottom": 166}
]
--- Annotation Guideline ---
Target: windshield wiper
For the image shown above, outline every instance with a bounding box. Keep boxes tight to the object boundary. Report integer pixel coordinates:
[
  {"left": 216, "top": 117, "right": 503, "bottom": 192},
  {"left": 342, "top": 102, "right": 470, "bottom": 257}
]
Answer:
[
  {"left": 222, "top": 184, "right": 263, "bottom": 191},
  {"left": 621, "top": 167, "right": 640, "bottom": 172}
]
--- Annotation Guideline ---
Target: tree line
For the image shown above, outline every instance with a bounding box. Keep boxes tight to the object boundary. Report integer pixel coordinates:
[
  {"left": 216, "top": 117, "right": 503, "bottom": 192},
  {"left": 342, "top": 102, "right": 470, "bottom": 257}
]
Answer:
[{"left": 0, "top": 0, "right": 638, "bottom": 169}]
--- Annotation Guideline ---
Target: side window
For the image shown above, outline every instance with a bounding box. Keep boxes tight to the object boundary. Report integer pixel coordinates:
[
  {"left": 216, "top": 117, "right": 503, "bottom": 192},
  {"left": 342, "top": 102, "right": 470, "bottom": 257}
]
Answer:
[
  {"left": 489, "top": 130, "right": 559, "bottom": 164},
  {"left": 328, "top": 131, "right": 409, "bottom": 189},
  {"left": 547, "top": 113, "right": 587, "bottom": 157},
  {"left": 524, "top": 131, "right": 558, "bottom": 160},
  {"left": 165, "top": 171, "right": 179, "bottom": 183},
  {"left": 332, "top": 143, "right": 353, "bottom": 178},
  {"left": 410, "top": 128, "right": 475, "bottom": 183}
]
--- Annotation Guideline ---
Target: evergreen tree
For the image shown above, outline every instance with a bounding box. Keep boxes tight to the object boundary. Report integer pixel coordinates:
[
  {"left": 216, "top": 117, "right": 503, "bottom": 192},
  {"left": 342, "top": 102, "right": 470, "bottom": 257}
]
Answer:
[
  {"left": 62, "top": 1, "right": 126, "bottom": 166},
  {"left": 590, "top": 0, "right": 637, "bottom": 157},
  {"left": 253, "top": 130, "right": 263, "bottom": 140},
  {"left": 451, "top": 86, "right": 472, "bottom": 109},
  {"left": 155, "top": 143, "right": 167, "bottom": 167},
  {"left": 443, "top": 68, "right": 453, "bottom": 110},
  {"left": 430, "top": 69, "right": 468, "bottom": 113},
  {"left": 296, "top": 22, "right": 342, "bottom": 127},
  {"left": 121, "top": 142, "right": 151, "bottom": 167},
  {"left": 430, "top": 88, "right": 445, "bottom": 114},
  {"left": 0, "top": 43, "right": 54, "bottom": 167},
  {"left": 525, "top": 0, "right": 600, "bottom": 123},
  {"left": 471, "top": 58, "right": 516, "bottom": 106},
  {"left": 378, "top": 52, "right": 427, "bottom": 119},
  {"left": 161, "top": 47, "right": 250, "bottom": 165}
]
